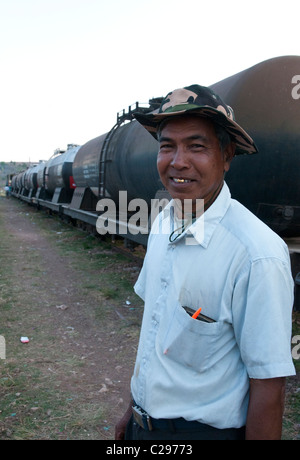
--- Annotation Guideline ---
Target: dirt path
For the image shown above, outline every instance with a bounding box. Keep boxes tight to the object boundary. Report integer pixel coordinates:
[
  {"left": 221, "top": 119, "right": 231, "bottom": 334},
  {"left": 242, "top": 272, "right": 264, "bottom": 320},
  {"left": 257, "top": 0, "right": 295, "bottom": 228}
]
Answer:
[
  {"left": 0, "top": 197, "right": 143, "bottom": 439},
  {"left": 1, "top": 197, "right": 299, "bottom": 440}
]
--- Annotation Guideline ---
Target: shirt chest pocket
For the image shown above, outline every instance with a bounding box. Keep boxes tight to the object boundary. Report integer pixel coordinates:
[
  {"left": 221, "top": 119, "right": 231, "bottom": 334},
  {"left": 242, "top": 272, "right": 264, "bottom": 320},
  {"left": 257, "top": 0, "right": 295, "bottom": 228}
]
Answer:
[{"left": 161, "top": 304, "right": 223, "bottom": 372}]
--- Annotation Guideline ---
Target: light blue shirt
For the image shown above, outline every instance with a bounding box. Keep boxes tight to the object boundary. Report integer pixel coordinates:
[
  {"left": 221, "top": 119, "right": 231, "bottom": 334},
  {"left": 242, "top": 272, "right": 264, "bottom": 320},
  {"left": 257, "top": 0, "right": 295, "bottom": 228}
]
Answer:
[{"left": 131, "top": 182, "right": 296, "bottom": 429}]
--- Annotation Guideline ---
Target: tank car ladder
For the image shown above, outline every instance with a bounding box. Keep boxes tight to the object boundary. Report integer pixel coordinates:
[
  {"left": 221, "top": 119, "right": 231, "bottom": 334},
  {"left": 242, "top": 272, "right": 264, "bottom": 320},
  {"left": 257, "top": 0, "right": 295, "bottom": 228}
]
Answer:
[{"left": 98, "top": 122, "right": 119, "bottom": 198}]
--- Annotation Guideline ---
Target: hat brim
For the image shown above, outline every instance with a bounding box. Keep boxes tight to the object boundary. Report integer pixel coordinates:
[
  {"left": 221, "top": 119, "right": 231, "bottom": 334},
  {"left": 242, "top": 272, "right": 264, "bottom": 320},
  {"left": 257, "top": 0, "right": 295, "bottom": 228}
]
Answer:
[{"left": 134, "top": 106, "right": 258, "bottom": 155}]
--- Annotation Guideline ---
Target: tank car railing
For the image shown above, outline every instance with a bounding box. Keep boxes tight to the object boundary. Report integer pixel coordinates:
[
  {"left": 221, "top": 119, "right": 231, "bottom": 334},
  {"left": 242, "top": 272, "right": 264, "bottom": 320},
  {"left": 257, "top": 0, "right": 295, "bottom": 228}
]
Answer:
[{"left": 117, "top": 101, "right": 157, "bottom": 124}]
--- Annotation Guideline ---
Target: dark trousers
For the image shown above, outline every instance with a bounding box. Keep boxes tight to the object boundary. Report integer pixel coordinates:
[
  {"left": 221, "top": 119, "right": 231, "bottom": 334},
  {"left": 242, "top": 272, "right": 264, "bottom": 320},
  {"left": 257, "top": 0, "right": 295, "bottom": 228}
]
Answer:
[{"left": 125, "top": 414, "right": 246, "bottom": 441}]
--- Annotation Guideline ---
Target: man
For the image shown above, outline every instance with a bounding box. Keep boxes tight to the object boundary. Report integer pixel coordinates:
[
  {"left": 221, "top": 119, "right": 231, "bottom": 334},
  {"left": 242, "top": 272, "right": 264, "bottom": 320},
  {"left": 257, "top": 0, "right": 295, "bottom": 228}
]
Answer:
[
  {"left": 4, "top": 184, "right": 10, "bottom": 198},
  {"left": 115, "top": 85, "right": 295, "bottom": 440}
]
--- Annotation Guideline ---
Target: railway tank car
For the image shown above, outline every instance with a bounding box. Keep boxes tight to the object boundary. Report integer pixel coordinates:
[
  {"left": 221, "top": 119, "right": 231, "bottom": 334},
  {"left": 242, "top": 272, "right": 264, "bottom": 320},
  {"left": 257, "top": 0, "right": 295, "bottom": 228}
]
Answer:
[
  {"left": 9, "top": 55, "right": 300, "bottom": 292},
  {"left": 44, "top": 144, "right": 80, "bottom": 202},
  {"left": 24, "top": 164, "right": 38, "bottom": 197},
  {"left": 210, "top": 55, "right": 300, "bottom": 238},
  {"left": 31, "top": 144, "right": 80, "bottom": 207},
  {"left": 73, "top": 55, "right": 300, "bottom": 241},
  {"left": 36, "top": 161, "right": 47, "bottom": 192},
  {"left": 72, "top": 99, "right": 162, "bottom": 210}
]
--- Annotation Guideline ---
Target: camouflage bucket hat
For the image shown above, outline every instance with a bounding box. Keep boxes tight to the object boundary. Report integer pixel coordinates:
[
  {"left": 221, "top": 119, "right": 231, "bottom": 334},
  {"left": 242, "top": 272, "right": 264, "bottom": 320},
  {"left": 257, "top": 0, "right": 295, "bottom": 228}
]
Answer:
[{"left": 134, "top": 84, "right": 258, "bottom": 155}]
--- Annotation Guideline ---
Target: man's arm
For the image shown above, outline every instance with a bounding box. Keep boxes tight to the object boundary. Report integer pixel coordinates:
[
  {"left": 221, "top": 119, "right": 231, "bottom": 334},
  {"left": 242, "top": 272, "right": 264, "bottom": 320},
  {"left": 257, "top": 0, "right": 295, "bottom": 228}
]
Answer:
[
  {"left": 115, "top": 399, "right": 133, "bottom": 440},
  {"left": 246, "top": 377, "right": 286, "bottom": 440}
]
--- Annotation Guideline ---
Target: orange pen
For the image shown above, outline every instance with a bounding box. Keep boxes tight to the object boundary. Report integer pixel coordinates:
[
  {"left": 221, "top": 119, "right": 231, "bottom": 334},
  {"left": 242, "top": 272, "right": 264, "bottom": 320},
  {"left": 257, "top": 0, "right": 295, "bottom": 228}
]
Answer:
[{"left": 192, "top": 307, "right": 202, "bottom": 319}]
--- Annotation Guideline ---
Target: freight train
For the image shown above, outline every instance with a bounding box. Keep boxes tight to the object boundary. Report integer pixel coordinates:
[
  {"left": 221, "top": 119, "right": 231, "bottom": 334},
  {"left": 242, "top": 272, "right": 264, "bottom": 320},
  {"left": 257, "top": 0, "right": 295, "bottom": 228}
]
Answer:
[{"left": 10, "top": 55, "right": 300, "bottom": 308}]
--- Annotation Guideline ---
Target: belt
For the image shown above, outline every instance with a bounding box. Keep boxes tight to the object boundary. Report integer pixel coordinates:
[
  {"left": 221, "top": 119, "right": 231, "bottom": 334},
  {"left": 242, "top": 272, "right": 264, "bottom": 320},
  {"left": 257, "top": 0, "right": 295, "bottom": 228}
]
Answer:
[
  {"left": 132, "top": 404, "right": 212, "bottom": 432},
  {"left": 132, "top": 404, "right": 246, "bottom": 439}
]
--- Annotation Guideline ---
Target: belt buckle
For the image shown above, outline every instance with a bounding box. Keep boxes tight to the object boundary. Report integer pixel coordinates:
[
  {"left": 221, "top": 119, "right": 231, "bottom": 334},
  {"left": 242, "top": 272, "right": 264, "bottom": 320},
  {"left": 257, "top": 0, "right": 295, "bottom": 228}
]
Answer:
[{"left": 132, "top": 405, "right": 153, "bottom": 431}]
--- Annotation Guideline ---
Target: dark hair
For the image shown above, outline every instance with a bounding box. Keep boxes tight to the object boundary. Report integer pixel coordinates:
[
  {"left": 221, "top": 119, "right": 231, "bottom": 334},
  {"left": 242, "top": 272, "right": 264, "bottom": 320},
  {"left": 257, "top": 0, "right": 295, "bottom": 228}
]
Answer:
[{"left": 213, "top": 123, "right": 233, "bottom": 152}]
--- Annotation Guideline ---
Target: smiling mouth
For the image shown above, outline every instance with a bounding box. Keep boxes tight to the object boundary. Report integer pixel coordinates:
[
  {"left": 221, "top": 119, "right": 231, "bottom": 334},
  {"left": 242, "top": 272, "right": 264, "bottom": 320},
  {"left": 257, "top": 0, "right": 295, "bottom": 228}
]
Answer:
[{"left": 172, "top": 177, "right": 193, "bottom": 183}]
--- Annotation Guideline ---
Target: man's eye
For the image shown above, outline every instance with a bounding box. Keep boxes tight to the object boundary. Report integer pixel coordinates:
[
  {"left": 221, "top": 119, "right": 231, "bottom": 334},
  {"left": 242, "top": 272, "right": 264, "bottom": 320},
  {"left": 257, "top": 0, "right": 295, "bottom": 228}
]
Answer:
[
  {"left": 190, "top": 143, "right": 204, "bottom": 149},
  {"left": 160, "top": 144, "right": 172, "bottom": 150}
]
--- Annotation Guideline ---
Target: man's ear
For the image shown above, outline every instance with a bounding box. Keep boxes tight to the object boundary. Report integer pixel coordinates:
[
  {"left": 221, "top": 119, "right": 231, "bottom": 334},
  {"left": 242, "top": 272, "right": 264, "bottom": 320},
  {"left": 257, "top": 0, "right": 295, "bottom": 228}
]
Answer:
[{"left": 224, "top": 142, "right": 236, "bottom": 172}]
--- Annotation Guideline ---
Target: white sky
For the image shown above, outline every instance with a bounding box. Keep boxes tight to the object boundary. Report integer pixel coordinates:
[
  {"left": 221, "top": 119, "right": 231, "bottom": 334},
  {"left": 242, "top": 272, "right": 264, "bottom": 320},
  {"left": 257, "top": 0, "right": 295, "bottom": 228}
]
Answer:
[{"left": 0, "top": 0, "right": 299, "bottom": 163}]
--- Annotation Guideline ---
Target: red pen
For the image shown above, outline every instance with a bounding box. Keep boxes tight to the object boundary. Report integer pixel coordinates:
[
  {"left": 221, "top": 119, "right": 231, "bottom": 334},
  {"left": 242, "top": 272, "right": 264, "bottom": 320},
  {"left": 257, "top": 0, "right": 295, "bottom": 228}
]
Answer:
[{"left": 192, "top": 307, "right": 202, "bottom": 319}]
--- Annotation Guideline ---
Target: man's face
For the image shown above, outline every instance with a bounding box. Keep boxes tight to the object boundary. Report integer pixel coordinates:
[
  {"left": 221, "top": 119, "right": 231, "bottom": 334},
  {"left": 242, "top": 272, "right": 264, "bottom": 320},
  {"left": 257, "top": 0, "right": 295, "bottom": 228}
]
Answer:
[{"left": 157, "top": 116, "right": 234, "bottom": 210}]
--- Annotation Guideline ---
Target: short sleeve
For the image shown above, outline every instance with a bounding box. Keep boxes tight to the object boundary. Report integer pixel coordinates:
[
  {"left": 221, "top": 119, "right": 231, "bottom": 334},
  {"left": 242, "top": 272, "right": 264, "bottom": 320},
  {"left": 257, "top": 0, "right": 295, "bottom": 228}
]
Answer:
[{"left": 232, "top": 257, "right": 296, "bottom": 379}]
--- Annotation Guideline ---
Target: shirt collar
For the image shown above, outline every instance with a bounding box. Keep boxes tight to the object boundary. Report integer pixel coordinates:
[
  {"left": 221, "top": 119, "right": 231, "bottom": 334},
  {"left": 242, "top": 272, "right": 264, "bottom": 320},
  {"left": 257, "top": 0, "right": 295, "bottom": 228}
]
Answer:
[{"left": 162, "top": 182, "right": 231, "bottom": 248}]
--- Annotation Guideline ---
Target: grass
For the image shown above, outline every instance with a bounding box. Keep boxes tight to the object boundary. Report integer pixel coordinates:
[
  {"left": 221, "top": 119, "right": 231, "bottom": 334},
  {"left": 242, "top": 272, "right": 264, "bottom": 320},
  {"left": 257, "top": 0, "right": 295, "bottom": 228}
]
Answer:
[{"left": 0, "top": 197, "right": 143, "bottom": 439}]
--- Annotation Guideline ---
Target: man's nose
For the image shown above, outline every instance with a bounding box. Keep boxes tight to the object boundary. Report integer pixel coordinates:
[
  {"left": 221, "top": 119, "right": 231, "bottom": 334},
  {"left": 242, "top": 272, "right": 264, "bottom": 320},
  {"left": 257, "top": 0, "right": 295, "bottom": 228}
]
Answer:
[{"left": 170, "top": 146, "right": 189, "bottom": 169}]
